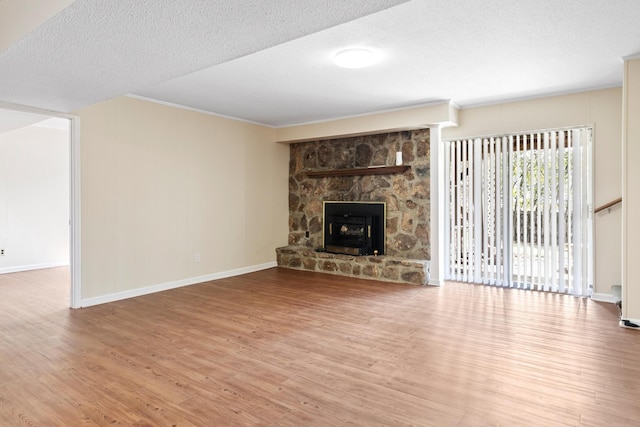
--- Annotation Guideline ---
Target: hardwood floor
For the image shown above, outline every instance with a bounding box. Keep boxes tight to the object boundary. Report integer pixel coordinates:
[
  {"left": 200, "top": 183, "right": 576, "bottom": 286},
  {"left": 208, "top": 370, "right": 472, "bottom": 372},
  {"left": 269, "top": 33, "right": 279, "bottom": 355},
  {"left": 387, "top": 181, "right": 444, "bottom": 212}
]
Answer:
[{"left": 0, "top": 267, "right": 638, "bottom": 426}]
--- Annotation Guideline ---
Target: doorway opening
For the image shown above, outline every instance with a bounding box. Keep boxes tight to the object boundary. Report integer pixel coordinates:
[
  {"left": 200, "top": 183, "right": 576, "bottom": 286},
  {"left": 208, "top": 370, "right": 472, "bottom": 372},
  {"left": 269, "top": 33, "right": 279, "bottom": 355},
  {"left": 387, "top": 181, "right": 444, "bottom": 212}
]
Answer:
[{"left": 0, "top": 104, "right": 80, "bottom": 308}]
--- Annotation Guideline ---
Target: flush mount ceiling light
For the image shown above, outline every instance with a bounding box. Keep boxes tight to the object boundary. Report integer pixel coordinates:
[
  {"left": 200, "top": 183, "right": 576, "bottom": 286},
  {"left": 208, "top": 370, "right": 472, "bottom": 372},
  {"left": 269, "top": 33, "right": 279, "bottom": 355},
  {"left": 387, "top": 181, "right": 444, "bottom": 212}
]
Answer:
[{"left": 333, "top": 48, "right": 378, "bottom": 69}]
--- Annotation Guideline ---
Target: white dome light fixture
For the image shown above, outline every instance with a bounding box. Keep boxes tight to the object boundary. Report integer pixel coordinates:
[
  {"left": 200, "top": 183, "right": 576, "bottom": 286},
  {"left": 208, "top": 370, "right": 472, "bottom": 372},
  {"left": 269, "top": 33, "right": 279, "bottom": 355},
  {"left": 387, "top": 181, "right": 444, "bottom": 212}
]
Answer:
[{"left": 333, "top": 48, "right": 378, "bottom": 69}]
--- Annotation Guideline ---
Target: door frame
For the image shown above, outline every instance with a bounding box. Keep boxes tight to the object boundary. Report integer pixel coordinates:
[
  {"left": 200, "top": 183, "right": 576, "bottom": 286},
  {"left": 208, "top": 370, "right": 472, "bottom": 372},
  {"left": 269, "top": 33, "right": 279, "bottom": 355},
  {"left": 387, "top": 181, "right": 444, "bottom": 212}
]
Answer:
[{"left": 0, "top": 101, "right": 81, "bottom": 308}]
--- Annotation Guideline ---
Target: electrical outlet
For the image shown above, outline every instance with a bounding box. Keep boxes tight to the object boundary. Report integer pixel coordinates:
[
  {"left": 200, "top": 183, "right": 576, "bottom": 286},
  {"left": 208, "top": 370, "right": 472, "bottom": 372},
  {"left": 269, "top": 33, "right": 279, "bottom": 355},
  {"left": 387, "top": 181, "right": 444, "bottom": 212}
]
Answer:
[
  {"left": 0, "top": 249, "right": 4, "bottom": 256},
  {"left": 195, "top": 253, "right": 201, "bottom": 263}
]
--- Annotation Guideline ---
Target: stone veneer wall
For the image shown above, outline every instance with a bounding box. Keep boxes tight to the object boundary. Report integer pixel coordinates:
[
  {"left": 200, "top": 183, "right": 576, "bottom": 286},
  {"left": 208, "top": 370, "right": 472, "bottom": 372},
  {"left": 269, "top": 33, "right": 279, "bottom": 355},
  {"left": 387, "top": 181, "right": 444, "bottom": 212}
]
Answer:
[{"left": 288, "top": 129, "right": 431, "bottom": 259}]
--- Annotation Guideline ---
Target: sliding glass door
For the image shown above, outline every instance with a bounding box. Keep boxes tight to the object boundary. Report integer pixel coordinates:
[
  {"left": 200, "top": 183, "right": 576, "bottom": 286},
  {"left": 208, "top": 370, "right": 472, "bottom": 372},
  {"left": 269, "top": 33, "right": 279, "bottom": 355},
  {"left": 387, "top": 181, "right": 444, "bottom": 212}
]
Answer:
[{"left": 444, "top": 128, "right": 593, "bottom": 296}]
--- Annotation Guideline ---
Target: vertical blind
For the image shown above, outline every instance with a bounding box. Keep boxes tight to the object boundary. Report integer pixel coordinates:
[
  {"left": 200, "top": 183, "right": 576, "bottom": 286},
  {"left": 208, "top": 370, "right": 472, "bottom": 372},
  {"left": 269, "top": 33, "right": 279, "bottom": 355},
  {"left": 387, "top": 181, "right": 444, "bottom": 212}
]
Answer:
[{"left": 444, "top": 128, "right": 593, "bottom": 296}]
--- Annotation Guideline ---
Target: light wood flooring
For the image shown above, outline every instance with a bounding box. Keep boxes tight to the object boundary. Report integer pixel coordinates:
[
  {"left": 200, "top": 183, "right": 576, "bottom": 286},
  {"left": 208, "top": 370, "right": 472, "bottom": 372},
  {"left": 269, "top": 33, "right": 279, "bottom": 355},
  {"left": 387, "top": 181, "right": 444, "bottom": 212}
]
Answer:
[{"left": 0, "top": 266, "right": 638, "bottom": 426}]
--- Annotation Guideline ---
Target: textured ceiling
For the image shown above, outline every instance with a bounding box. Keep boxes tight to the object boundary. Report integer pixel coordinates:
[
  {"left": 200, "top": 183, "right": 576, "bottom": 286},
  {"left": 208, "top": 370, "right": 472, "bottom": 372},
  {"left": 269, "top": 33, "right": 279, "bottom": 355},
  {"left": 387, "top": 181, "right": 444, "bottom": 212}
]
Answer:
[
  {"left": 1, "top": 0, "right": 640, "bottom": 128},
  {"left": 0, "top": 0, "right": 408, "bottom": 113}
]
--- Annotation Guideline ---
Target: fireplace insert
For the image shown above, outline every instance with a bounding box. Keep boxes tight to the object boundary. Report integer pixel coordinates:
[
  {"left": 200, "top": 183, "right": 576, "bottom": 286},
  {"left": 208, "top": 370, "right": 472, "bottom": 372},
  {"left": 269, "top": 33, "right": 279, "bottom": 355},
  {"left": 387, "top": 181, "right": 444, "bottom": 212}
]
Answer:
[{"left": 323, "top": 202, "right": 385, "bottom": 256}]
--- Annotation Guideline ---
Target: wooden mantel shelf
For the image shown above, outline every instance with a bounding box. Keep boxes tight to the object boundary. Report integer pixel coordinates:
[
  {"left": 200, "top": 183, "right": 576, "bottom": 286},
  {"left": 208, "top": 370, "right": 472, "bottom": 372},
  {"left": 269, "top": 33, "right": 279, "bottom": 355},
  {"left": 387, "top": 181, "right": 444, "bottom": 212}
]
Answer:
[{"left": 305, "top": 165, "right": 410, "bottom": 178}]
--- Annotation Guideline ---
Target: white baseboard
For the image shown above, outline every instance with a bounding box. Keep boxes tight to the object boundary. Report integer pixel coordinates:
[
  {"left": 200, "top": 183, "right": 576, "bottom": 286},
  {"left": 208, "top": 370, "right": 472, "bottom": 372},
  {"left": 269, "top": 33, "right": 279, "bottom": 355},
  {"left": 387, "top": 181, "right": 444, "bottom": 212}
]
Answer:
[
  {"left": 80, "top": 261, "right": 277, "bottom": 308},
  {"left": 0, "top": 261, "right": 69, "bottom": 275},
  {"left": 591, "top": 293, "right": 619, "bottom": 304}
]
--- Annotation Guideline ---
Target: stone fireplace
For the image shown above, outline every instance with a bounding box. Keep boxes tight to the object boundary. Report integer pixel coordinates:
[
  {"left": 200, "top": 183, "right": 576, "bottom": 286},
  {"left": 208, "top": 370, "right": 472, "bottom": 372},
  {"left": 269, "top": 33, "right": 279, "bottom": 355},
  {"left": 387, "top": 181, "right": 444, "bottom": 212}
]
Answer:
[{"left": 276, "top": 129, "right": 431, "bottom": 285}]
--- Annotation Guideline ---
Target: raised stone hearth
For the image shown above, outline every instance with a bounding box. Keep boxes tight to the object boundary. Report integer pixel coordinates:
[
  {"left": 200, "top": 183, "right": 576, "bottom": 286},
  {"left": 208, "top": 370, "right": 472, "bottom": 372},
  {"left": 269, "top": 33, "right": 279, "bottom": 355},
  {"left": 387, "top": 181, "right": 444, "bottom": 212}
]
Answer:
[{"left": 276, "top": 246, "right": 430, "bottom": 285}]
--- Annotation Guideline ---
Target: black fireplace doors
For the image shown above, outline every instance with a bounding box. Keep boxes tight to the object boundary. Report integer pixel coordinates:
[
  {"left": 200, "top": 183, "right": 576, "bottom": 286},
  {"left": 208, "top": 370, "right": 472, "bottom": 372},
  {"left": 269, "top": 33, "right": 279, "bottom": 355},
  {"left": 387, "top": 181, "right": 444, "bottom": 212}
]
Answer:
[{"left": 323, "top": 202, "right": 385, "bottom": 256}]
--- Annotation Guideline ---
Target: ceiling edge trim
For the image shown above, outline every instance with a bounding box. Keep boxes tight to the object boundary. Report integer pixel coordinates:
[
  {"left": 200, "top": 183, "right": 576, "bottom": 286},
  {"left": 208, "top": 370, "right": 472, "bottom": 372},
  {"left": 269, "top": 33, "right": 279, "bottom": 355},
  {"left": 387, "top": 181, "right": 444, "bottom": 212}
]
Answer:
[
  {"left": 275, "top": 101, "right": 458, "bottom": 144},
  {"left": 124, "top": 94, "right": 276, "bottom": 128},
  {"left": 278, "top": 99, "right": 454, "bottom": 129},
  {"left": 459, "top": 84, "right": 623, "bottom": 110}
]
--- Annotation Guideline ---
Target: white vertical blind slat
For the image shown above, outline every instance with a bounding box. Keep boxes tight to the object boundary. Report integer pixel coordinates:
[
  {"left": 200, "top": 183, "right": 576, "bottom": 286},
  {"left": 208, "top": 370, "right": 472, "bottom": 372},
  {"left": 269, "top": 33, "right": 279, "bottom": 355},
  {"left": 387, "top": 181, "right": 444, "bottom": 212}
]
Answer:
[
  {"left": 493, "top": 137, "right": 501, "bottom": 286},
  {"left": 488, "top": 138, "right": 494, "bottom": 284},
  {"left": 558, "top": 132, "right": 567, "bottom": 293},
  {"left": 536, "top": 133, "right": 543, "bottom": 291},
  {"left": 482, "top": 138, "right": 490, "bottom": 284},
  {"left": 585, "top": 129, "right": 594, "bottom": 295},
  {"left": 528, "top": 135, "right": 535, "bottom": 290},
  {"left": 444, "top": 140, "right": 452, "bottom": 280},
  {"left": 542, "top": 133, "right": 551, "bottom": 291},
  {"left": 566, "top": 133, "right": 574, "bottom": 290},
  {"left": 462, "top": 140, "right": 468, "bottom": 281},
  {"left": 530, "top": 134, "right": 536, "bottom": 290},
  {"left": 473, "top": 138, "right": 483, "bottom": 283},
  {"left": 572, "top": 130, "right": 582, "bottom": 295},
  {"left": 549, "top": 132, "right": 558, "bottom": 291},
  {"left": 514, "top": 135, "right": 521, "bottom": 286},
  {"left": 500, "top": 136, "right": 508, "bottom": 286},
  {"left": 455, "top": 140, "right": 462, "bottom": 281},
  {"left": 520, "top": 135, "right": 532, "bottom": 288},
  {"left": 463, "top": 140, "right": 471, "bottom": 281},
  {"left": 506, "top": 136, "right": 514, "bottom": 287}
]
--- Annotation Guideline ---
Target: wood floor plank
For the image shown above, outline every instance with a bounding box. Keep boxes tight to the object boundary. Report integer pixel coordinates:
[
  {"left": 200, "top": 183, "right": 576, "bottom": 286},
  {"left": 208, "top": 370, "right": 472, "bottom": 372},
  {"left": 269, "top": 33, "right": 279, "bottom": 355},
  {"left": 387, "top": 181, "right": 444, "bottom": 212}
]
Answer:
[{"left": 1, "top": 266, "right": 638, "bottom": 426}]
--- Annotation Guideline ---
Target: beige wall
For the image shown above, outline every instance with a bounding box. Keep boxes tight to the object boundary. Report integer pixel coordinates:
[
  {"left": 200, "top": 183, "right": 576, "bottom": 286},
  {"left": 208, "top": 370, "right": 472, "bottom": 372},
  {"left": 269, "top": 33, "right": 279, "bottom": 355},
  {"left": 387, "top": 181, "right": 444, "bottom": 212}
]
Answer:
[
  {"left": 442, "top": 88, "right": 623, "bottom": 297},
  {"left": 76, "top": 96, "right": 289, "bottom": 302},
  {"left": 622, "top": 58, "right": 640, "bottom": 321}
]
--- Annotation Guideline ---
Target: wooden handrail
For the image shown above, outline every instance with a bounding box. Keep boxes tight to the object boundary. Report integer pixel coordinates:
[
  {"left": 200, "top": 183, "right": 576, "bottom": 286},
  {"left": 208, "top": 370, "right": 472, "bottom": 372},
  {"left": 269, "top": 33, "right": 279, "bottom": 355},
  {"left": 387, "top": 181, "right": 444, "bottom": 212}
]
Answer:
[{"left": 594, "top": 197, "right": 622, "bottom": 213}]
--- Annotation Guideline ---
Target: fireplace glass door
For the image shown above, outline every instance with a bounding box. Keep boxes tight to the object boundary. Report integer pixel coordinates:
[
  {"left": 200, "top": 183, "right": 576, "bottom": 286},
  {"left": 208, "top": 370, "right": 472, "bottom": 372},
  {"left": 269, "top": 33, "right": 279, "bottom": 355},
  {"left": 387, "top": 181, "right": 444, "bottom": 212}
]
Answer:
[{"left": 323, "top": 202, "right": 385, "bottom": 256}]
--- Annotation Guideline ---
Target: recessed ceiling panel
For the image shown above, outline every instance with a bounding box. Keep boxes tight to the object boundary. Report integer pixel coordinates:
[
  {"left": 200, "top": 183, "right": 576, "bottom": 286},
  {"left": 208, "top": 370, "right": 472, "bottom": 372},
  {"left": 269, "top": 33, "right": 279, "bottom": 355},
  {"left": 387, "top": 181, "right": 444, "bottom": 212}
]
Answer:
[{"left": 134, "top": 0, "right": 640, "bottom": 126}]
